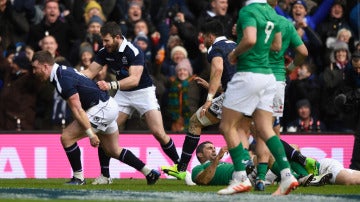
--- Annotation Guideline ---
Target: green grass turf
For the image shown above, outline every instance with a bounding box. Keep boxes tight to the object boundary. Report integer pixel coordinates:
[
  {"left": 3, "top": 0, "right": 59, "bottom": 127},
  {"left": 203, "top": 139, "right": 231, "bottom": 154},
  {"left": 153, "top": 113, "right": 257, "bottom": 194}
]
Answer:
[{"left": 0, "top": 178, "right": 359, "bottom": 195}]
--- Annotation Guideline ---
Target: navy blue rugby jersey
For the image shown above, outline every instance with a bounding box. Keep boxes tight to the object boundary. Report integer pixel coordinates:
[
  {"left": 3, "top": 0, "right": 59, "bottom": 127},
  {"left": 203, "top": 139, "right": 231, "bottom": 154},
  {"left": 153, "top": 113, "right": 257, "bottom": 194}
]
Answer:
[
  {"left": 94, "top": 38, "right": 153, "bottom": 91},
  {"left": 50, "top": 63, "right": 110, "bottom": 110},
  {"left": 207, "top": 36, "right": 237, "bottom": 91}
]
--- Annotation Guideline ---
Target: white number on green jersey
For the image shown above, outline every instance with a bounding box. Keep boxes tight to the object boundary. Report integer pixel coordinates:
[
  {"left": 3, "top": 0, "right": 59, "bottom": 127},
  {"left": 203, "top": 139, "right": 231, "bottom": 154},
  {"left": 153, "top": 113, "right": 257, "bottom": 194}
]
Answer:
[{"left": 264, "top": 21, "right": 275, "bottom": 44}]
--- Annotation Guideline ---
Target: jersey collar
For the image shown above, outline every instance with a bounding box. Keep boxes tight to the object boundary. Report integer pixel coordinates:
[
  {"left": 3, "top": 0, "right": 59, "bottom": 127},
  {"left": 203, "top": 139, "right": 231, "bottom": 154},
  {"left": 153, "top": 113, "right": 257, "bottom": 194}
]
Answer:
[
  {"left": 214, "top": 36, "right": 227, "bottom": 44},
  {"left": 246, "top": 0, "right": 267, "bottom": 5},
  {"left": 208, "top": 36, "right": 227, "bottom": 54},
  {"left": 50, "top": 63, "right": 60, "bottom": 82},
  {"left": 118, "top": 36, "right": 128, "bottom": 52}
]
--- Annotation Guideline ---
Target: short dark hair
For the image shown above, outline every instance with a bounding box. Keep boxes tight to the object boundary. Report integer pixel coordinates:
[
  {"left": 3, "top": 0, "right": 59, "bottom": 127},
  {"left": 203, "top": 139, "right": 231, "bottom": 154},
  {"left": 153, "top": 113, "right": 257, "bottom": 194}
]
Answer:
[
  {"left": 352, "top": 50, "right": 360, "bottom": 60},
  {"left": 195, "top": 141, "right": 213, "bottom": 162},
  {"left": 200, "top": 19, "right": 224, "bottom": 37},
  {"left": 100, "top": 21, "right": 123, "bottom": 38},
  {"left": 32, "top": 50, "right": 54, "bottom": 65}
]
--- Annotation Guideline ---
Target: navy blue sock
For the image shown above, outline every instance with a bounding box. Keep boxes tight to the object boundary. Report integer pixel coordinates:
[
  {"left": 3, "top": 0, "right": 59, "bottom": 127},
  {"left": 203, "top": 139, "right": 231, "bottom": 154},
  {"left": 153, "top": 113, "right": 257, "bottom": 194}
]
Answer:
[
  {"left": 98, "top": 146, "right": 111, "bottom": 177},
  {"left": 118, "top": 149, "right": 145, "bottom": 171},
  {"left": 281, "top": 139, "right": 306, "bottom": 165},
  {"left": 64, "top": 142, "right": 82, "bottom": 172},
  {"left": 178, "top": 132, "right": 200, "bottom": 171},
  {"left": 161, "top": 138, "right": 180, "bottom": 164}
]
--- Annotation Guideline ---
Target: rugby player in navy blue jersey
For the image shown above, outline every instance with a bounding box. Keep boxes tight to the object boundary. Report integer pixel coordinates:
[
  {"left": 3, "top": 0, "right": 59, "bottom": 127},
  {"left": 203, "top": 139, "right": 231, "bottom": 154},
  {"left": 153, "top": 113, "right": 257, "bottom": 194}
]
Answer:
[
  {"left": 83, "top": 21, "right": 180, "bottom": 184},
  {"left": 161, "top": 19, "right": 253, "bottom": 183},
  {"left": 31, "top": 50, "right": 160, "bottom": 185}
]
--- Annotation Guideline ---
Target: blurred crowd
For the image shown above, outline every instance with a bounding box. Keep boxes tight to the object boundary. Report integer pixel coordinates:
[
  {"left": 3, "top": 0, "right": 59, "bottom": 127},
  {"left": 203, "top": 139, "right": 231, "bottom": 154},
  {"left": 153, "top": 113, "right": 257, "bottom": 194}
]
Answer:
[{"left": 0, "top": 0, "right": 359, "bottom": 133}]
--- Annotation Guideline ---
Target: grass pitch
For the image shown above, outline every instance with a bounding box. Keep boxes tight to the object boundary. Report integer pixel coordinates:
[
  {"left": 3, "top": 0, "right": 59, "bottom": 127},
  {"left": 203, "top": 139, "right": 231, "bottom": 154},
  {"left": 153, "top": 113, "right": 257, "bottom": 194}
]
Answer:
[{"left": 0, "top": 178, "right": 359, "bottom": 202}]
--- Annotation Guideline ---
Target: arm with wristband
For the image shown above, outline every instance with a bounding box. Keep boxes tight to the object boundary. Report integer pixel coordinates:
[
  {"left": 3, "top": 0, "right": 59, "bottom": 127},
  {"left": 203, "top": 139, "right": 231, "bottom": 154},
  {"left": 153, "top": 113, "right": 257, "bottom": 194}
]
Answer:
[
  {"left": 108, "top": 80, "right": 120, "bottom": 90},
  {"left": 199, "top": 56, "right": 224, "bottom": 117}
]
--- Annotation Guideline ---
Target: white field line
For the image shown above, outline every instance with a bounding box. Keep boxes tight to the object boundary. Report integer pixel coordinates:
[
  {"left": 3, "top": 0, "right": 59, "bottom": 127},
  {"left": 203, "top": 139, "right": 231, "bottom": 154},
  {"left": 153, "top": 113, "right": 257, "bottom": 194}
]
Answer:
[{"left": 0, "top": 188, "right": 359, "bottom": 202}]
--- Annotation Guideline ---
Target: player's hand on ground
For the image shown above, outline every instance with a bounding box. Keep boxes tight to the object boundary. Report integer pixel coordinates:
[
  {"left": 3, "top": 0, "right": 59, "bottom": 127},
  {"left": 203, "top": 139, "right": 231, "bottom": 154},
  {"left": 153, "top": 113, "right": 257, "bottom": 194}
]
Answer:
[
  {"left": 97, "top": 80, "right": 110, "bottom": 91},
  {"left": 89, "top": 135, "right": 100, "bottom": 148}
]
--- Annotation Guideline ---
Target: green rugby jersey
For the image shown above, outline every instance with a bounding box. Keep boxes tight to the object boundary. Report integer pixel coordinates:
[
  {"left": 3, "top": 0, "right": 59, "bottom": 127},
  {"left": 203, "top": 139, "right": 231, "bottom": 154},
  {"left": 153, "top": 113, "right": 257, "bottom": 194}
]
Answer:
[
  {"left": 236, "top": 2, "right": 280, "bottom": 74},
  {"left": 191, "top": 161, "right": 234, "bottom": 185},
  {"left": 269, "top": 15, "right": 304, "bottom": 81}
]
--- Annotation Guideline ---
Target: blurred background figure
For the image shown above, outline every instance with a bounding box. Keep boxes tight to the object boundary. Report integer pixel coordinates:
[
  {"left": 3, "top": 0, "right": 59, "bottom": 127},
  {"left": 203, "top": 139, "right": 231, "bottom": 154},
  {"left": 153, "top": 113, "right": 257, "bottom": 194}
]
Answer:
[
  {"left": 75, "top": 42, "right": 94, "bottom": 71},
  {"left": 0, "top": 51, "right": 42, "bottom": 130},
  {"left": 163, "top": 58, "right": 199, "bottom": 132},
  {"left": 27, "top": 0, "right": 81, "bottom": 65},
  {"left": 285, "top": 62, "right": 322, "bottom": 127},
  {"left": 286, "top": 99, "right": 326, "bottom": 132},
  {"left": 319, "top": 41, "right": 351, "bottom": 132}
]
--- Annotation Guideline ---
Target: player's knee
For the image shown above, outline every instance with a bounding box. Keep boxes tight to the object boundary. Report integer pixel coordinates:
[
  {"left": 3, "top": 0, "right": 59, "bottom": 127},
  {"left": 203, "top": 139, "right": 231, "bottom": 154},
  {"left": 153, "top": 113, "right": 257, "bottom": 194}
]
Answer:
[
  {"left": 188, "top": 115, "right": 202, "bottom": 131},
  {"left": 60, "top": 134, "right": 73, "bottom": 147},
  {"left": 151, "top": 130, "right": 169, "bottom": 144}
]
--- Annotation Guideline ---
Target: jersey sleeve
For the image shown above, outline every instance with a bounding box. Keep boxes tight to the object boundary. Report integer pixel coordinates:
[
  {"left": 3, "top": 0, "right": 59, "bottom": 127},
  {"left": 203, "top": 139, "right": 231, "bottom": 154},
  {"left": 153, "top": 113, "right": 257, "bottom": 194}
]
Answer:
[
  {"left": 94, "top": 48, "right": 107, "bottom": 66},
  {"left": 191, "top": 164, "right": 207, "bottom": 183},
  {"left": 127, "top": 43, "right": 144, "bottom": 66},
  {"left": 239, "top": 9, "right": 257, "bottom": 30},
  {"left": 208, "top": 46, "right": 223, "bottom": 63},
  {"left": 288, "top": 23, "right": 304, "bottom": 48},
  {"left": 55, "top": 70, "right": 77, "bottom": 100}
]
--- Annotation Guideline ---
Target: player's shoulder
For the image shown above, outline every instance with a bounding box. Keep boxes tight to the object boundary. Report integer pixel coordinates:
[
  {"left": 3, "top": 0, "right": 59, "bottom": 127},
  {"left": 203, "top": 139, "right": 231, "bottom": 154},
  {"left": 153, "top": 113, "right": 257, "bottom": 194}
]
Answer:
[
  {"left": 277, "top": 15, "right": 292, "bottom": 25},
  {"left": 123, "top": 40, "right": 140, "bottom": 56}
]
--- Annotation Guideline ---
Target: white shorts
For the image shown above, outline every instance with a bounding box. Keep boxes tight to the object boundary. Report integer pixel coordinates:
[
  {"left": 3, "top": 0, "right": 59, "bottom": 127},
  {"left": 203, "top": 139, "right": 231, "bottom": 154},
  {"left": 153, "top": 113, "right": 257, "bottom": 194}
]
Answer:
[
  {"left": 318, "top": 158, "right": 343, "bottom": 184},
  {"left": 87, "top": 97, "right": 119, "bottom": 134},
  {"left": 273, "top": 81, "right": 285, "bottom": 117},
  {"left": 113, "top": 86, "right": 160, "bottom": 117},
  {"left": 223, "top": 72, "right": 276, "bottom": 116},
  {"left": 196, "top": 93, "right": 224, "bottom": 126}
]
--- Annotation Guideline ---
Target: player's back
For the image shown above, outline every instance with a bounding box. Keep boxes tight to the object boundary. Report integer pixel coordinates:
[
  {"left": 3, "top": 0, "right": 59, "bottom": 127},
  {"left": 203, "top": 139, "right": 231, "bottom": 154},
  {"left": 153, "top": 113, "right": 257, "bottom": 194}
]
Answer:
[
  {"left": 269, "top": 15, "right": 304, "bottom": 81},
  {"left": 51, "top": 64, "right": 109, "bottom": 110},
  {"left": 236, "top": 2, "right": 280, "bottom": 73}
]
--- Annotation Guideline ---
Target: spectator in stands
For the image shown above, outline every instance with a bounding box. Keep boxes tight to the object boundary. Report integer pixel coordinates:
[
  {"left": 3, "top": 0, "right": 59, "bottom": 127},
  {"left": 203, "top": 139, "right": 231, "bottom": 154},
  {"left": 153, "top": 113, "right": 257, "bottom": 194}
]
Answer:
[
  {"left": 285, "top": 0, "right": 334, "bottom": 68},
  {"left": 0, "top": 0, "right": 29, "bottom": 51},
  {"left": 155, "top": 34, "right": 183, "bottom": 66},
  {"left": 316, "top": 0, "right": 352, "bottom": 67},
  {"left": 275, "top": 0, "right": 292, "bottom": 19},
  {"left": 197, "top": 0, "right": 235, "bottom": 39},
  {"left": 287, "top": 0, "right": 334, "bottom": 29},
  {"left": 11, "top": 0, "right": 43, "bottom": 25},
  {"left": 0, "top": 51, "right": 42, "bottom": 130},
  {"left": 286, "top": 99, "right": 326, "bottom": 132},
  {"left": 285, "top": 62, "right": 322, "bottom": 125},
  {"left": 167, "top": 11, "right": 202, "bottom": 74},
  {"left": 349, "top": 3, "right": 359, "bottom": 42},
  {"left": 335, "top": 51, "right": 360, "bottom": 170},
  {"left": 153, "top": 35, "right": 184, "bottom": 106},
  {"left": 319, "top": 41, "right": 351, "bottom": 132},
  {"left": 84, "top": 15, "right": 104, "bottom": 53},
  {"left": 164, "top": 58, "right": 199, "bottom": 132},
  {"left": 75, "top": 42, "right": 94, "bottom": 72},
  {"left": 120, "top": 2, "right": 157, "bottom": 42},
  {"left": 24, "top": 45, "right": 34, "bottom": 61},
  {"left": 134, "top": 32, "right": 152, "bottom": 70},
  {"left": 161, "top": 45, "right": 188, "bottom": 78},
  {"left": 83, "top": 0, "right": 107, "bottom": 25},
  {"left": 336, "top": 28, "right": 353, "bottom": 44},
  {"left": 321, "top": 28, "right": 353, "bottom": 68},
  {"left": 133, "top": 19, "right": 159, "bottom": 62},
  {"left": 27, "top": 0, "right": 81, "bottom": 65}
]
